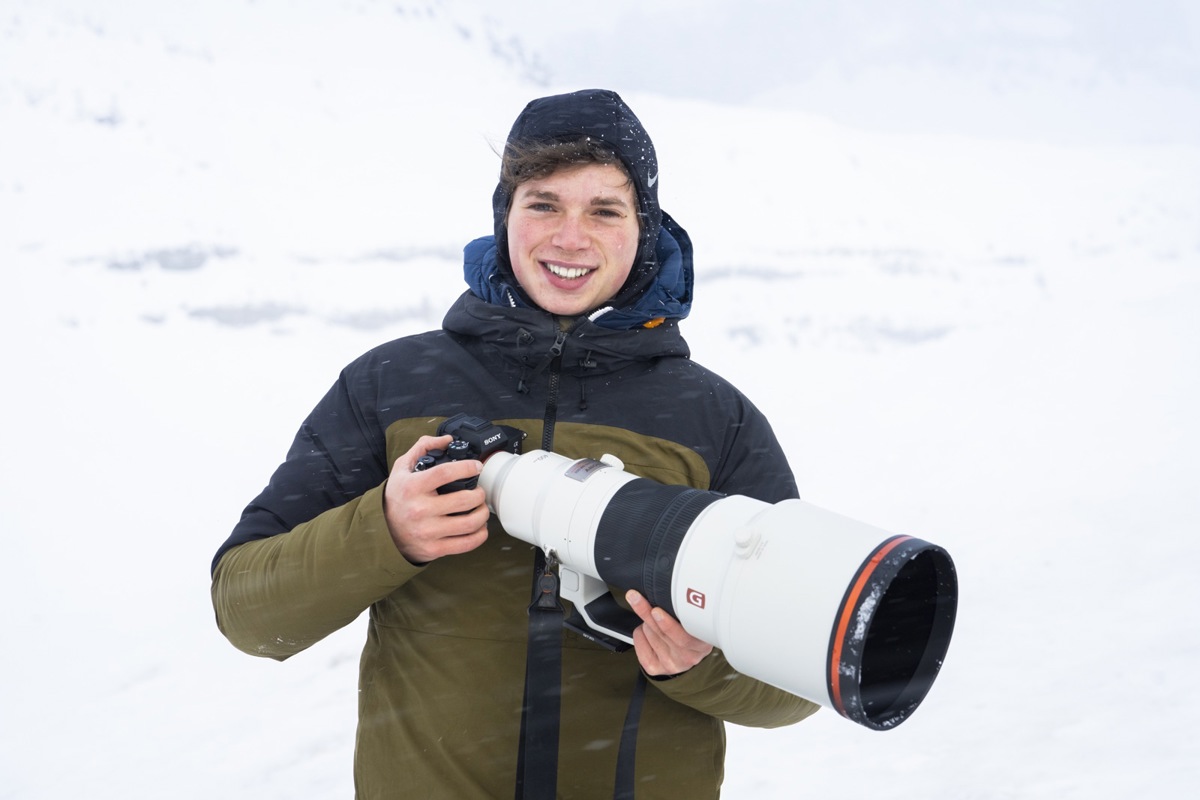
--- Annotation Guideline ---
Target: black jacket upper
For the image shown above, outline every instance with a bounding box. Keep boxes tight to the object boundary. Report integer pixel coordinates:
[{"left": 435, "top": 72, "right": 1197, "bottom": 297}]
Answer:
[{"left": 213, "top": 289, "right": 798, "bottom": 573}]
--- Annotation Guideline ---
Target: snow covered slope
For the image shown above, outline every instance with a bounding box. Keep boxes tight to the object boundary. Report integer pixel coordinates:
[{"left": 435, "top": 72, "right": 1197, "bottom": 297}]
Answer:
[{"left": 2, "top": 1, "right": 1198, "bottom": 797}]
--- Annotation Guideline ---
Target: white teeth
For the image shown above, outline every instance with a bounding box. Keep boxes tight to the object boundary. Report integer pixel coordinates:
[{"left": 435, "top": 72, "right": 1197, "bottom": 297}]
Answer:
[{"left": 545, "top": 262, "right": 589, "bottom": 280}]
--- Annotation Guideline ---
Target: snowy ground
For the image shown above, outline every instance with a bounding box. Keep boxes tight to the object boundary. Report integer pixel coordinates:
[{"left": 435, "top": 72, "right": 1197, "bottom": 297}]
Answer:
[{"left": 2, "top": 1, "right": 1198, "bottom": 797}]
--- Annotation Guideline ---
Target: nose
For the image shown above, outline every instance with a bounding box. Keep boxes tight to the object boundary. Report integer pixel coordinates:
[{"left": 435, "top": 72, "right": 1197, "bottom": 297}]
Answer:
[{"left": 550, "top": 213, "right": 589, "bottom": 252}]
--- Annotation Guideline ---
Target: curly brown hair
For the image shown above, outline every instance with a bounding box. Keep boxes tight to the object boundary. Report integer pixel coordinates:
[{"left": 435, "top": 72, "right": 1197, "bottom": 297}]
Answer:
[{"left": 498, "top": 136, "right": 638, "bottom": 214}]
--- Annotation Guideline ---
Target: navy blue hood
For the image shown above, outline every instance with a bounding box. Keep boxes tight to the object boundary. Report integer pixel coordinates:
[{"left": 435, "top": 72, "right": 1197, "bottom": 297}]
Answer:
[{"left": 464, "top": 211, "right": 694, "bottom": 331}]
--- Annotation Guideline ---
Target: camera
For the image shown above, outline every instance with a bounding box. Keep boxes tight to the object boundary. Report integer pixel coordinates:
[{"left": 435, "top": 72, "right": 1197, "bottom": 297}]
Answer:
[
  {"left": 419, "top": 412, "right": 958, "bottom": 731},
  {"left": 413, "top": 413, "right": 526, "bottom": 493},
  {"left": 476, "top": 428, "right": 958, "bottom": 732}
]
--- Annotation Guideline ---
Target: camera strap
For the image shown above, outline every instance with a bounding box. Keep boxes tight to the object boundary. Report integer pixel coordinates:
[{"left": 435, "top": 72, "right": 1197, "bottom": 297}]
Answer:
[
  {"left": 516, "top": 549, "right": 646, "bottom": 800},
  {"left": 516, "top": 549, "right": 564, "bottom": 800},
  {"left": 614, "top": 670, "right": 648, "bottom": 799}
]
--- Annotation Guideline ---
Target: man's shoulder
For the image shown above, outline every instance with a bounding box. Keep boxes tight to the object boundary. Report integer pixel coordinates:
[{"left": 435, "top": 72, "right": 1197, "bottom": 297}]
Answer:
[
  {"left": 655, "top": 353, "right": 754, "bottom": 399},
  {"left": 350, "top": 327, "right": 458, "bottom": 365}
]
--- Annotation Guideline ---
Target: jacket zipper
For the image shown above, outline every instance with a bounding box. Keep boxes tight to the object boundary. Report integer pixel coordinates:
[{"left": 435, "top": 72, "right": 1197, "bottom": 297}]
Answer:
[{"left": 541, "top": 329, "right": 568, "bottom": 451}]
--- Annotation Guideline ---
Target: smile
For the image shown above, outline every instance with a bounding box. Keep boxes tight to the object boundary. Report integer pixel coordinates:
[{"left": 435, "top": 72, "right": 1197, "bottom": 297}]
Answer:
[{"left": 543, "top": 262, "right": 592, "bottom": 280}]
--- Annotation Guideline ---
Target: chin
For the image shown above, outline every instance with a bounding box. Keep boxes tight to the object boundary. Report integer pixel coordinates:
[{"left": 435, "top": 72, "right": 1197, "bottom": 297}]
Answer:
[
  {"left": 528, "top": 289, "right": 590, "bottom": 317},
  {"left": 541, "top": 302, "right": 589, "bottom": 316}
]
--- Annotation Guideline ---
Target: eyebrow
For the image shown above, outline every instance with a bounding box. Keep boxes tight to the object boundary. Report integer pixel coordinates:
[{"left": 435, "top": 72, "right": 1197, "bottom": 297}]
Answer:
[{"left": 522, "top": 188, "right": 632, "bottom": 209}]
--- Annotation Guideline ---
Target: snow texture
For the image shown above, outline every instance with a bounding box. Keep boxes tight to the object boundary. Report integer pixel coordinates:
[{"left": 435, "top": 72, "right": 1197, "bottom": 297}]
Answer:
[{"left": 2, "top": 1, "right": 1198, "bottom": 797}]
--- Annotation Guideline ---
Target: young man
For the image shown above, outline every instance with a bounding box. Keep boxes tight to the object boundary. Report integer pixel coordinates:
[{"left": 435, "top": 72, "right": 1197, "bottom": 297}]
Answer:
[{"left": 212, "top": 89, "right": 818, "bottom": 799}]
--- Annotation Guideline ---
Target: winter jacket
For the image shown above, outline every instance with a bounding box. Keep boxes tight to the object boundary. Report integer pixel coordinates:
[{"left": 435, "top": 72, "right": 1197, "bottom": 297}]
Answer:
[{"left": 211, "top": 223, "right": 818, "bottom": 798}]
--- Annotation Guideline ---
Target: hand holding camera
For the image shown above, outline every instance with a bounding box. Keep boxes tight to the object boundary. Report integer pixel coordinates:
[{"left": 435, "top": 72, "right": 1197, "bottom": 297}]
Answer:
[
  {"left": 384, "top": 434, "right": 490, "bottom": 565},
  {"left": 384, "top": 416, "right": 527, "bottom": 565},
  {"left": 625, "top": 589, "right": 714, "bottom": 676}
]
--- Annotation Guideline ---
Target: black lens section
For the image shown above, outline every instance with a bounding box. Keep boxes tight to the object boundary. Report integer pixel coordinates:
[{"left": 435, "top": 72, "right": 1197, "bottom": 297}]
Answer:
[{"left": 593, "top": 480, "right": 721, "bottom": 615}]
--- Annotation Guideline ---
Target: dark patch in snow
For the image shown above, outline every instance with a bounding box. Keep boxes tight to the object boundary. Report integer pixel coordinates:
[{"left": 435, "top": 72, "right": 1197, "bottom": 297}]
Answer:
[
  {"left": 702, "top": 266, "right": 806, "bottom": 282},
  {"left": 106, "top": 245, "right": 238, "bottom": 272},
  {"left": 851, "top": 320, "right": 953, "bottom": 345},
  {"left": 354, "top": 245, "right": 462, "bottom": 263},
  {"left": 327, "top": 304, "right": 436, "bottom": 331},
  {"left": 728, "top": 326, "right": 764, "bottom": 347},
  {"left": 483, "top": 31, "right": 550, "bottom": 86},
  {"left": 188, "top": 303, "right": 304, "bottom": 327}
]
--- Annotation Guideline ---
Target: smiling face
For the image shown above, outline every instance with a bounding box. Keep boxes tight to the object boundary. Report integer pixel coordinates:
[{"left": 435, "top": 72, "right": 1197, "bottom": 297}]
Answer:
[{"left": 506, "top": 162, "right": 641, "bottom": 317}]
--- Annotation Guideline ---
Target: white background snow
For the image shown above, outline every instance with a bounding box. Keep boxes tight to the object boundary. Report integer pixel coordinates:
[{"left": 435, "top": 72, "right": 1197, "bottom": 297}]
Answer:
[{"left": 2, "top": 1, "right": 1198, "bottom": 797}]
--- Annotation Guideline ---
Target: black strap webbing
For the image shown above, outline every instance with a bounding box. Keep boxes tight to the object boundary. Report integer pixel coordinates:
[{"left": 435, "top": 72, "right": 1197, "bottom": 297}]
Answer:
[
  {"left": 516, "top": 550, "right": 564, "bottom": 800},
  {"left": 516, "top": 549, "right": 646, "bottom": 800},
  {"left": 613, "top": 671, "right": 648, "bottom": 799}
]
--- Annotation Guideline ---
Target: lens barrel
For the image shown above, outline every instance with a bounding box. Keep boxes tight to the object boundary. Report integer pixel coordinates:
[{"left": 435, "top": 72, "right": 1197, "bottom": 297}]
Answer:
[{"left": 479, "top": 449, "right": 957, "bottom": 731}]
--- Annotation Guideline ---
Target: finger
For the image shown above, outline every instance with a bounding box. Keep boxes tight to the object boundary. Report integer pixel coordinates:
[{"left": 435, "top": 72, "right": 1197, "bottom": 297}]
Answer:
[
  {"left": 631, "top": 625, "right": 664, "bottom": 674},
  {"left": 625, "top": 590, "right": 686, "bottom": 641},
  {"left": 395, "top": 435, "right": 453, "bottom": 473},
  {"left": 634, "top": 621, "right": 705, "bottom": 676},
  {"left": 626, "top": 590, "right": 712, "bottom": 673},
  {"left": 646, "top": 606, "right": 696, "bottom": 649},
  {"left": 625, "top": 589, "right": 656, "bottom": 625},
  {"left": 444, "top": 497, "right": 492, "bottom": 532},
  {"left": 626, "top": 592, "right": 673, "bottom": 673},
  {"left": 428, "top": 458, "right": 485, "bottom": 491},
  {"left": 399, "top": 457, "right": 484, "bottom": 500},
  {"left": 442, "top": 485, "right": 488, "bottom": 515},
  {"left": 397, "top": 507, "right": 491, "bottom": 563},
  {"left": 408, "top": 494, "right": 490, "bottom": 540},
  {"left": 425, "top": 525, "right": 490, "bottom": 559}
]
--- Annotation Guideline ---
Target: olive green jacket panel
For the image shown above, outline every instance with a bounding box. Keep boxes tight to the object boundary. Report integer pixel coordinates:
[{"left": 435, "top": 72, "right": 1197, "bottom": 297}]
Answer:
[
  {"left": 651, "top": 649, "right": 821, "bottom": 729},
  {"left": 351, "top": 498, "right": 735, "bottom": 798},
  {"left": 212, "top": 483, "right": 420, "bottom": 661}
]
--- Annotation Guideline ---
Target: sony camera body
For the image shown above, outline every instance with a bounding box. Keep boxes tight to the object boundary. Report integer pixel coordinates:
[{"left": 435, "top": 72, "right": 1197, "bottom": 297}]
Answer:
[{"left": 413, "top": 413, "right": 526, "bottom": 493}]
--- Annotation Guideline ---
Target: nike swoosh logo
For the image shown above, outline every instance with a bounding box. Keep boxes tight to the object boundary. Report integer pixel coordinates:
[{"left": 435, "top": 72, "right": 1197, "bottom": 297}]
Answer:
[{"left": 647, "top": 171, "right": 659, "bottom": 188}]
